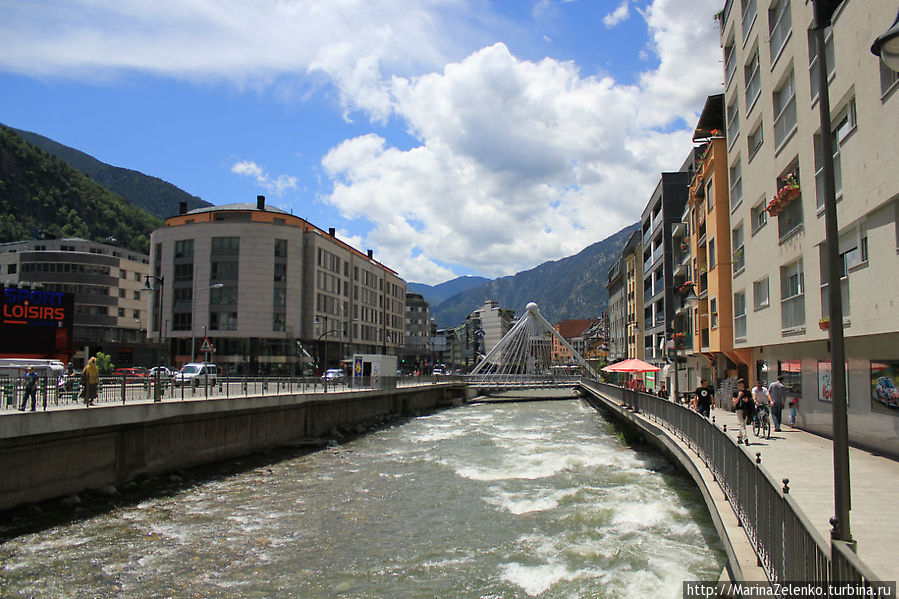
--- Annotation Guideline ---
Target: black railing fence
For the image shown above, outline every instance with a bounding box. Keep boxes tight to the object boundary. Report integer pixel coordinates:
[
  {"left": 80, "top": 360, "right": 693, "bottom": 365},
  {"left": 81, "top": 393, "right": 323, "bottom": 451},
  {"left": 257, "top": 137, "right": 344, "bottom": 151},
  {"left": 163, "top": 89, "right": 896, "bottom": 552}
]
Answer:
[
  {"left": 0, "top": 374, "right": 458, "bottom": 411},
  {"left": 581, "top": 380, "right": 886, "bottom": 593}
]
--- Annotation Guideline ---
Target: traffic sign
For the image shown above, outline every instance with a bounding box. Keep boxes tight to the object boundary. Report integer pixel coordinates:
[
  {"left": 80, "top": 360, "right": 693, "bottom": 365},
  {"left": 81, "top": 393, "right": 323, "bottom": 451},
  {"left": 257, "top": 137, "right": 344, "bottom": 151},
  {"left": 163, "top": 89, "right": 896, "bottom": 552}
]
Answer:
[{"left": 200, "top": 337, "right": 214, "bottom": 353}]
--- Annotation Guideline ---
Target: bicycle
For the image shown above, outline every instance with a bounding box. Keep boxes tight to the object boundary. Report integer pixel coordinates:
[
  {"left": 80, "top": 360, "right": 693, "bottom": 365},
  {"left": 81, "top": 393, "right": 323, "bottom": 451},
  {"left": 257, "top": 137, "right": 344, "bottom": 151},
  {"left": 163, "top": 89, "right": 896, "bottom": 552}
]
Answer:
[{"left": 752, "top": 403, "right": 772, "bottom": 439}]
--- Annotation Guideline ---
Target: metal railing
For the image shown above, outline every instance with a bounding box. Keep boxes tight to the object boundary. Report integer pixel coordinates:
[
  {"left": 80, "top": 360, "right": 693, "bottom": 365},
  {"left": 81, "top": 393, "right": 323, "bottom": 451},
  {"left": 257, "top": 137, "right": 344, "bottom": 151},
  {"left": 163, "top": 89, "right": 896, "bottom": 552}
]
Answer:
[
  {"left": 0, "top": 374, "right": 460, "bottom": 411},
  {"left": 580, "top": 380, "right": 886, "bottom": 592}
]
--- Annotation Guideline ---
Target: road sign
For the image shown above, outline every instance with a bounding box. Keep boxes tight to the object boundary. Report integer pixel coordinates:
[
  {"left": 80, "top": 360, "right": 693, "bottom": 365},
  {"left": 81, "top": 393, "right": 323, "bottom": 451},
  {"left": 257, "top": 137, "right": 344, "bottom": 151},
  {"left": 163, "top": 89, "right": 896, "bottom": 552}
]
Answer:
[{"left": 200, "top": 337, "right": 214, "bottom": 353}]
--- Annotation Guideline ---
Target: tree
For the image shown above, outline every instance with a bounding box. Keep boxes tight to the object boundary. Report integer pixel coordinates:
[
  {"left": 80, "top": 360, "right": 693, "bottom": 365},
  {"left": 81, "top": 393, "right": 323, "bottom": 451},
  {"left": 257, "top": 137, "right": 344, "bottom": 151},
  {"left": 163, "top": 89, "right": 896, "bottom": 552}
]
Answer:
[{"left": 94, "top": 352, "right": 115, "bottom": 375}]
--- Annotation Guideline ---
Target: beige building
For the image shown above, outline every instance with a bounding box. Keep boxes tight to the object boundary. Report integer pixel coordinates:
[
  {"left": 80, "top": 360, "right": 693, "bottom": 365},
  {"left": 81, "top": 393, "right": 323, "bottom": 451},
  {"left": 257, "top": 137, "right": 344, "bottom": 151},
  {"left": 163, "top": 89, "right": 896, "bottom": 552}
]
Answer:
[
  {"left": 719, "top": 0, "right": 899, "bottom": 453},
  {"left": 0, "top": 238, "right": 151, "bottom": 366},
  {"left": 150, "top": 197, "right": 405, "bottom": 375}
]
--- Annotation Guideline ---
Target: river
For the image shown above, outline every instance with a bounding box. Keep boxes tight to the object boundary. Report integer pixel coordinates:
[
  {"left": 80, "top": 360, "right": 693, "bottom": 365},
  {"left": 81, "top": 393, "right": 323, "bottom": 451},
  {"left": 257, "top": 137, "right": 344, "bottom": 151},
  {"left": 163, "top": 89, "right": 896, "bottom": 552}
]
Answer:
[{"left": 1, "top": 398, "right": 725, "bottom": 598}]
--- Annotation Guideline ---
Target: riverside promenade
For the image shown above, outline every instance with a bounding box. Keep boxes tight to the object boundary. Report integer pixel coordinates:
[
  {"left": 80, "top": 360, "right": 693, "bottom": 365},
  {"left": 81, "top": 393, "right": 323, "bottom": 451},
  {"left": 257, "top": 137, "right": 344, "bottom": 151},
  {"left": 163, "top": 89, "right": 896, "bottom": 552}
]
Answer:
[{"left": 715, "top": 410, "right": 899, "bottom": 583}]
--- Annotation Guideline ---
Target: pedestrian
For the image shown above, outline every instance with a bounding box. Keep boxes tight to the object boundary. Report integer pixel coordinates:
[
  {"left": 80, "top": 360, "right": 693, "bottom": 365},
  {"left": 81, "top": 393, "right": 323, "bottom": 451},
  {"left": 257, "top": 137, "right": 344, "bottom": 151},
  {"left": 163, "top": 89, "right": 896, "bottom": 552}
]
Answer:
[
  {"left": 19, "top": 366, "right": 39, "bottom": 411},
  {"left": 657, "top": 384, "right": 668, "bottom": 399},
  {"left": 751, "top": 379, "right": 770, "bottom": 428},
  {"left": 732, "top": 379, "right": 754, "bottom": 446},
  {"left": 694, "top": 378, "right": 715, "bottom": 418},
  {"left": 768, "top": 376, "right": 787, "bottom": 432},
  {"left": 83, "top": 357, "right": 99, "bottom": 406},
  {"left": 788, "top": 395, "right": 799, "bottom": 427}
]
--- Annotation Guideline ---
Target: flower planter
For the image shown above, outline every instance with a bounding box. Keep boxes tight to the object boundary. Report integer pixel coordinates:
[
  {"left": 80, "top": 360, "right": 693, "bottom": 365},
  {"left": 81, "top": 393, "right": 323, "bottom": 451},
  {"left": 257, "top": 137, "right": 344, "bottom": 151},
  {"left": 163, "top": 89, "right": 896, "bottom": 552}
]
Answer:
[{"left": 819, "top": 319, "right": 831, "bottom": 331}]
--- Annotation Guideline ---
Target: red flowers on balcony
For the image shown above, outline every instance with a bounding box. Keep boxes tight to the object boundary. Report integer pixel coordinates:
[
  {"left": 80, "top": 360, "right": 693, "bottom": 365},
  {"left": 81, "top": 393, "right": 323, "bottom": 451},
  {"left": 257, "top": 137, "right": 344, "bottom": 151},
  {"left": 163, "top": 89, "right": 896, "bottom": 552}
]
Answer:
[{"left": 767, "top": 173, "right": 800, "bottom": 216}]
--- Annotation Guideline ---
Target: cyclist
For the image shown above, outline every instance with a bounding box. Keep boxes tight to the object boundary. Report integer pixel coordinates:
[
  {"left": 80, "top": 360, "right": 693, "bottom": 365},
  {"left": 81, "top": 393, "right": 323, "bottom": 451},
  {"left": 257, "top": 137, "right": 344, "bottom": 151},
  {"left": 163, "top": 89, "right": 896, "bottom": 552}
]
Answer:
[{"left": 752, "top": 379, "right": 771, "bottom": 436}]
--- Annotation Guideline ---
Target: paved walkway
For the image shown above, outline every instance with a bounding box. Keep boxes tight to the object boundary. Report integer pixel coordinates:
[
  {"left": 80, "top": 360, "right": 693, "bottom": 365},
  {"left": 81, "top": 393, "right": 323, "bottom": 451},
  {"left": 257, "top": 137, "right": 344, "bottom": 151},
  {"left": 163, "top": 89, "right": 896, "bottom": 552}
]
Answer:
[{"left": 715, "top": 407, "right": 899, "bottom": 582}]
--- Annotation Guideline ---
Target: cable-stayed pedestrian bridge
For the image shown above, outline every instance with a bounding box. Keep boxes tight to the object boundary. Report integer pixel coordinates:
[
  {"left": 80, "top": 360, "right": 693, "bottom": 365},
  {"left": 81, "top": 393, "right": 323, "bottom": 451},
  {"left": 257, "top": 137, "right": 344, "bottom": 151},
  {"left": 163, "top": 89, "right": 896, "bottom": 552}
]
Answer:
[{"left": 464, "top": 302, "right": 597, "bottom": 391}]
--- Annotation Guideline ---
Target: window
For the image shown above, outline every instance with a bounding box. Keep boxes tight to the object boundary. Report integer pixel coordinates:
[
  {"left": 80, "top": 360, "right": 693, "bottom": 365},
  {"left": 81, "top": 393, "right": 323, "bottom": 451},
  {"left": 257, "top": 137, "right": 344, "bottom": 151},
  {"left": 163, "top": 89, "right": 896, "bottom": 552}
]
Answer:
[
  {"left": 752, "top": 198, "right": 768, "bottom": 234},
  {"left": 118, "top": 308, "right": 125, "bottom": 317},
  {"left": 741, "top": 0, "right": 757, "bottom": 41},
  {"left": 732, "top": 224, "right": 745, "bottom": 274},
  {"left": 808, "top": 26, "right": 835, "bottom": 102},
  {"left": 274, "top": 239, "right": 287, "bottom": 258},
  {"left": 734, "top": 292, "right": 747, "bottom": 339},
  {"left": 273, "top": 287, "right": 286, "bottom": 307},
  {"left": 776, "top": 169, "right": 803, "bottom": 240},
  {"left": 273, "top": 313, "right": 286, "bottom": 331},
  {"left": 172, "top": 312, "right": 191, "bottom": 331},
  {"left": 773, "top": 71, "right": 797, "bottom": 149},
  {"left": 814, "top": 99, "right": 856, "bottom": 211},
  {"left": 211, "top": 237, "right": 240, "bottom": 255},
  {"left": 210, "top": 286, "right": 238, "bottom": 306},
  {"left": 768, "top": 0, "right": 791, "bottom": 64},
  {"left": 729, "top": 161, "right": 743, "bottom": 209},
  {"left": 708, "top": 238, "right": 716, "bottom": 270},
  {"left": 880, "top": 59, "right": 899, "bottom": 97},
  {"left": 778, "top": 359, "right": 802, "bottom": 394},
  {"left": 174, "top": 239, "right": 194, "bottom": 259},
  {"left": 747, "top": 122, "right": 763, "bottom": 160},
  {"left": 727, "top": 98, "right": 740, "bottom": 147},
  {"left": 753, "top": 277, "right": 769, "bottom": 310},
  {"left": 133, "top": 290, "right": 140, "bottom": 300},
  {"left": 780, "top": 259, "right": 805, "bottom": 330},
  {"left": 274, "top": 263, "right": 286, "bottom": 282},
  {"left": 133, "top": 309, "right": 140, "bottom": 319},
  {"left": 745, "top": 48, "right": 762, "bottom": 111},
  {"left": 725, "top": 42, "right": 737, "bottom": 88},
  {"left": 210, "top": 311, "right": 238, "bottom": 331},
  {"left": 6, "top": 264, "right": 16, "bottom": 274},
  {"left": 210, "top": 261, "right": 239, "bottom": 281},
  {"left": 706, "top": 176, "right": 715, "bottom": 212},
  {"left": 174, "top": 263, "right": 193, "bottom": 282},
  {"left": 173, "top": 287, "right": 192, "bottom": 304},
  {"left": 120, "top": 269, "right": 127, "bottom": 279},
  {"left": 119, "top": 288, "right": 126, "bottom": 298}
]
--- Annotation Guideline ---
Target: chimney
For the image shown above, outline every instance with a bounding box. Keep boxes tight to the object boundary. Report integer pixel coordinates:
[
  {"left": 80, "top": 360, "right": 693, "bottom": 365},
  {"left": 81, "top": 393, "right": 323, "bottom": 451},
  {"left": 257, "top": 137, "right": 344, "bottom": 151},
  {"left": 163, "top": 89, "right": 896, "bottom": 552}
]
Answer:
[
  {"left": 257, "top": 195, "right": 265, "bottom": 210},
  {"left": 179, "top": 201, "right": 187, "bottom": 215},
  {"left": 328, "top": 227, "right": 336, "bottom": 237},
  {"left": 367, "top": 249, "right": 373, "bottom": 259}
]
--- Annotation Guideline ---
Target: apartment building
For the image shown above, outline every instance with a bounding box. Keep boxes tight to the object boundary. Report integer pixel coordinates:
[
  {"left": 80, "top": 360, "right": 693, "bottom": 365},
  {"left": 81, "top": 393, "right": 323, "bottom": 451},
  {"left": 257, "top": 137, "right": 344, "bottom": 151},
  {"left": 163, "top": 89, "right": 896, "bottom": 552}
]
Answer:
[
  {"left": 0, "top": 238, "right": 152, "bottom": 366},
  {"left": 719, "top": 0, "right": 899, "bottom": 452},
  {"left": 641, "top": 169, "right": 692, "bottom": 390},
  {"left": 607, "top": 256, "right": 627, "bottom": 363},
  {"left": 623, "top": 230, "right": 645, "bottom": 361},
  {"left": 150, "top": 197, "right": 405, "bottom": 375},
  {"left": 402, "top": 293, "right": 432, "bottom": 370}
]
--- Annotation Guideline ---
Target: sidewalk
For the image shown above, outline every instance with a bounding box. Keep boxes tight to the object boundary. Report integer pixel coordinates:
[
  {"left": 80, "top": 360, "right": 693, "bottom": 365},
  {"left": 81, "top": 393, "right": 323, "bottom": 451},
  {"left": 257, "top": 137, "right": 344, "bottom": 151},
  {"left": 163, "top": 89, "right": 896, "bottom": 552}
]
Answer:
[{"left": 716, "top": 408, "right": 899, "bottom": 582}]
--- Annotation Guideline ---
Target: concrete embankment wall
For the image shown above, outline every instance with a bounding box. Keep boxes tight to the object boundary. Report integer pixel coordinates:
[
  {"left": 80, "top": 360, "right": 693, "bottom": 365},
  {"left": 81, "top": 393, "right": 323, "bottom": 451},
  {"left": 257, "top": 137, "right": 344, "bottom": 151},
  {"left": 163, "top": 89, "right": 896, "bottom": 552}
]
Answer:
[
  {"left": 0, "top": 385, "right": 470, "bottom": 511},
  {"left": 578, "top": 383, "right": 764, "bottom": 583}
]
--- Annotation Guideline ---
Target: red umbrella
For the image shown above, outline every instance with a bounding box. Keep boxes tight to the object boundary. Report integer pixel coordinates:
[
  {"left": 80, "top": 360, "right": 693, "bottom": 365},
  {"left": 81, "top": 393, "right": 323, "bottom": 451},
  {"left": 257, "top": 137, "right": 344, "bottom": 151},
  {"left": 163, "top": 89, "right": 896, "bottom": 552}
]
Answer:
[{"left": 602, "top": 358, "right": 661, "bottom": 373}]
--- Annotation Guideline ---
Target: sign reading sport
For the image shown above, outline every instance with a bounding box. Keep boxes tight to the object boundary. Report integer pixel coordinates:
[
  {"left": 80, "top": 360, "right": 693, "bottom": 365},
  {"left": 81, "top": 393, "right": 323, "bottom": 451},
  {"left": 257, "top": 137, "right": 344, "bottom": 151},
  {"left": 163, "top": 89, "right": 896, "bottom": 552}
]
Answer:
[{"left": 1, "top": 287, "right": 74, "bottom": 355}]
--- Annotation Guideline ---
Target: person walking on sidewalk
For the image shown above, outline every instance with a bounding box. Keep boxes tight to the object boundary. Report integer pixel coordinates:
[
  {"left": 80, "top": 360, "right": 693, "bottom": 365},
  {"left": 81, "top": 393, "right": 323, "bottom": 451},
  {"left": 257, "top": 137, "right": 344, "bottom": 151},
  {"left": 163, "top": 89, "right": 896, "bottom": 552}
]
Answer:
[
  {"left": 82, "top": 357, "right": 99, "bottom": 406},
  {"left": 768, "top": 376, "right": 787, "bottom": 432},
  {"left": 733, "top": 379, "right": 754, "bottom": 446},
  {"left": 19, "top": 366, "right": 39, "bottom": 411},
  {"left": 693, "top": 378, "right": 715, "bottom": 418}
]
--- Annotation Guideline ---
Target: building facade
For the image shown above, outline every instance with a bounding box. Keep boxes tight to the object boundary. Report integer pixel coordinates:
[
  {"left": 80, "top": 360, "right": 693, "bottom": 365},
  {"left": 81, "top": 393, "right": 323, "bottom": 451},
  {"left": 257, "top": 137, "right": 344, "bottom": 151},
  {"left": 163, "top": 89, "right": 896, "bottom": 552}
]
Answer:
[
  {"left": 717, "top": 0, "right": 899, "bottom": 452},
  {"left": 149, "top": 198, "right": 405, "bottom": 375},
  {"left": 0, "top": 237, "right": 153, "bottom": 366},
  {"left": 402, "top": 292, "right": 432, "bottom": 371}
]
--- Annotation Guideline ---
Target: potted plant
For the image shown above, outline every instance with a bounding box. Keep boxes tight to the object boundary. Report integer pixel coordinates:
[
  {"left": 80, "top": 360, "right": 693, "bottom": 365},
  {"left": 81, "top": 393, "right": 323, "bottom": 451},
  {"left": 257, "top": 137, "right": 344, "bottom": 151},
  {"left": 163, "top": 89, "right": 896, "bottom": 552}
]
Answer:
[
  {"left": 818, "top": 316, "right": 831, "bottom": 330},
  {"left": 767, "top": 173, "right": 800, "bottom": 216}
]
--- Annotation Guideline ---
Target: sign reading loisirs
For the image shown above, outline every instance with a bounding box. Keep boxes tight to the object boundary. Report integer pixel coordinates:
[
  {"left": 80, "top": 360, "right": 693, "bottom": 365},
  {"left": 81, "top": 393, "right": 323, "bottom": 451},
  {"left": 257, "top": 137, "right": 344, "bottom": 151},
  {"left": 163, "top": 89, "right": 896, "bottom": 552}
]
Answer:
[{"left": 1, "top": 287, "right": 74, "bottom": 355}]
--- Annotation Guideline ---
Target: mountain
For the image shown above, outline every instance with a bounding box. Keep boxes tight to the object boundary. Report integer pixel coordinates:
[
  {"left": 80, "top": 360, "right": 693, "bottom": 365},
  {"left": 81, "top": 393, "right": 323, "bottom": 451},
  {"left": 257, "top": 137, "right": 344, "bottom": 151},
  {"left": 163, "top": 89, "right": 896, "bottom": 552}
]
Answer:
[
  {"left": 0, "top": 125, "right": 161, "bottom": 252},
  {"left": 407, "top": 276, "right": 492, "bottom": 306},
  {"left": 10, "top": 126, "right": 211, "bottom": 220},
  {"left": 431, "top": 222, "right": 640, "bottom": 327}
]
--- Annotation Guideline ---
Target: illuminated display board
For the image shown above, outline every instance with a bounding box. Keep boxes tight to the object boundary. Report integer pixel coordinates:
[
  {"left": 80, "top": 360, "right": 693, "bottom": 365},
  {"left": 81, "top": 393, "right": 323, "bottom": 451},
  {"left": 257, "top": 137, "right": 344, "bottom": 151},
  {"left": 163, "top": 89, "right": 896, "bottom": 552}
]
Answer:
[{"left": 1, "top": 287, "right": 74, "bottom": 354}]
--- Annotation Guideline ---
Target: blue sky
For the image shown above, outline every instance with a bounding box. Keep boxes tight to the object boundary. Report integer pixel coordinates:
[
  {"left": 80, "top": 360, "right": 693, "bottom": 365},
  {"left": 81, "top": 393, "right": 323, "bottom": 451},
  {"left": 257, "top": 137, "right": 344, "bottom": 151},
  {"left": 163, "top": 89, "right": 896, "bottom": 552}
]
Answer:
[{"left": 1, "top": 0, "right": 724, "bottom": 284}]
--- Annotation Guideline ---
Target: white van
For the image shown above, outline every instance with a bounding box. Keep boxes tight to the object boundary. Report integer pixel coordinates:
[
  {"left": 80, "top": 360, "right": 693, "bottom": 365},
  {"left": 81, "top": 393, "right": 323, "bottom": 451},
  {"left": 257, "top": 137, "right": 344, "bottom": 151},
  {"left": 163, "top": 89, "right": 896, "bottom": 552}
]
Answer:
[{"left": 173, "top": 362, "right": 218, "bottom": 387}]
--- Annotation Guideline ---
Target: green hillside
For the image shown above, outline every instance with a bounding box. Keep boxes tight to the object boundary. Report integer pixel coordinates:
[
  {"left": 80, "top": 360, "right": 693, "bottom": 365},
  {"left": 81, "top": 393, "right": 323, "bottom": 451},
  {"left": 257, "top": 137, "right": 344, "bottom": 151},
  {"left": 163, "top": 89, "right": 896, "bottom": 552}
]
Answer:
[
  {"left": 0, "top": 125, "right": 161, "bottom": 252},
  {"left": 11, "top": 126, "right": 211, "bottom": 220}
]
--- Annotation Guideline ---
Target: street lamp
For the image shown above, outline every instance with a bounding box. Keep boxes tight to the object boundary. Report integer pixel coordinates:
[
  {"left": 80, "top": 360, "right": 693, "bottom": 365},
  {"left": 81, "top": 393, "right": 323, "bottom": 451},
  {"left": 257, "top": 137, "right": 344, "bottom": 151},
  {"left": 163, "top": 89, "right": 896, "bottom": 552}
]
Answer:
[
  {"left": 871, "top": 9, "right": 899, "bottom": 72},
  {"left": 191, "top": 283, "right": 224, "bottom": 362},
  {"left": 811, "top": 0, "right": 852, "bottom": 546}
]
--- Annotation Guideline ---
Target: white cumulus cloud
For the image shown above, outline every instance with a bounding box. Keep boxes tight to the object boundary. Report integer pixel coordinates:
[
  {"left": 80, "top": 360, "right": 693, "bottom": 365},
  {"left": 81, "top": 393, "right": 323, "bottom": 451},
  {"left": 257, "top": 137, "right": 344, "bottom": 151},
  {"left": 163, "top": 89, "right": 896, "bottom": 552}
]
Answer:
[
  {"left": 231, "top": 160, "right": 298, "bottom": 195},
  {"left": 603, "top": 1, "right": 631, "bottom": 28}
]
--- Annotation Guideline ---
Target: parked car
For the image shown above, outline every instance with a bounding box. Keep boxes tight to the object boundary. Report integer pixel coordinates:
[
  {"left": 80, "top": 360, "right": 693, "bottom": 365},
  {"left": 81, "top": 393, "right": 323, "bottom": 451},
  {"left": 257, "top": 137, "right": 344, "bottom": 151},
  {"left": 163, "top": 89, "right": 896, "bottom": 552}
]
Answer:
[
  {"left": 173, "top": 363, "right": 218, "bottom": 387},
  {"left": 114, "top": 367, "right": 149, "bottom": 383},
  {"left": 149, "top": 366, "right": 174, "bottom": 378},
  {"left": 322, "top": 368, "right": 346, "bottom": 383}
]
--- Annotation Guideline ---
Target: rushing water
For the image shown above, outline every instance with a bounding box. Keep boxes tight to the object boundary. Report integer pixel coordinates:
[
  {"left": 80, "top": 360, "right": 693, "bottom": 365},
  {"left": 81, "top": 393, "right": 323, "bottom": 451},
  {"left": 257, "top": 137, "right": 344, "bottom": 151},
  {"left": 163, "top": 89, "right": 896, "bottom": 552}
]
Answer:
[{"left": 1, "top": 399, "right": 725, "bottom": 598}]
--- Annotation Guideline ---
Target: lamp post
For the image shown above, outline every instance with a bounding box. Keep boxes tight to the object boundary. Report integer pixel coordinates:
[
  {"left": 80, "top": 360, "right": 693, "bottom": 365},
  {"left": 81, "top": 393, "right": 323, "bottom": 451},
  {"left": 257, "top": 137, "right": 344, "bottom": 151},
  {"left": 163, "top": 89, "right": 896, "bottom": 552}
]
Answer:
[
  {"left": 811, "top": 0, "right": 851, "bottom": 546},
  {"left": 143, "top": 274, "right": 165, "bottom": 360},
  {"left": 191, "top": 283, "right": 224, "bottom": 362}
]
